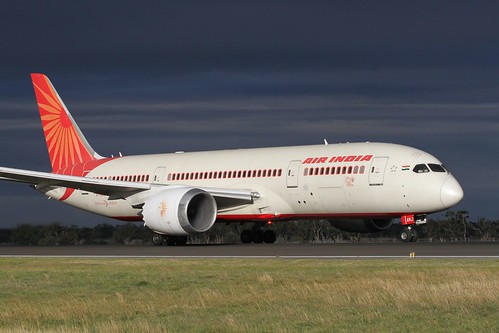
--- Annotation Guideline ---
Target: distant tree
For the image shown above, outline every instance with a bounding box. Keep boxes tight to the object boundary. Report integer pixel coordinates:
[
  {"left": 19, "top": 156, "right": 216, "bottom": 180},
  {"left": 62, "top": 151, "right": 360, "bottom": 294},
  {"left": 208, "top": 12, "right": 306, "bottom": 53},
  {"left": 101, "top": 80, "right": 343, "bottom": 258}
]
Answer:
[
  {"left": 474, "top": 218, "right": 498, "bottom": 241},
  {"left": 2, "top": 210, "right": 497, "bottom": 245},
  {"left": 37, "top": 222, "right": 63, "bottom": 245},
  {"left": 93, "top": 224, "right": 115, "bottom": 240},
  {"left": 77, "top": 227, "right": 95, "bottom": 245},
  {"left": 0, "top": 229, "right": 12, "bottom": 244},
  {"left": 11, "top": 224, "right": 43, "bottom": 245},
  {"left": 59, "top": 225, "right": 80, "bottom": 245},
  {"left": 112, "top": 223, "right": 151, "bottom": 244}
]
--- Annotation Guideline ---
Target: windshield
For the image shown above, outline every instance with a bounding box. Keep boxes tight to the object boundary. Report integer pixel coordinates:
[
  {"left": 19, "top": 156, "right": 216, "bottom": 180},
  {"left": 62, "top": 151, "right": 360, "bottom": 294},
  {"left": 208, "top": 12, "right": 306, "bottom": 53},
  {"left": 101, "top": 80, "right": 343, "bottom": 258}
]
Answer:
[{"left": 413, "top": 163, "right": 448, "bottom": 174}]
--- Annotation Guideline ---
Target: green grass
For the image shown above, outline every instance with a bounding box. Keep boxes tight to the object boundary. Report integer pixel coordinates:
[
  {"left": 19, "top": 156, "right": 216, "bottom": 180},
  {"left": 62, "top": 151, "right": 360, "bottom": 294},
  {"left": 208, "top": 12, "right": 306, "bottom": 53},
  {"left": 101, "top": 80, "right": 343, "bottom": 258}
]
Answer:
[{"left": 0, "top": 258, "right": 498, "bottom": 332}]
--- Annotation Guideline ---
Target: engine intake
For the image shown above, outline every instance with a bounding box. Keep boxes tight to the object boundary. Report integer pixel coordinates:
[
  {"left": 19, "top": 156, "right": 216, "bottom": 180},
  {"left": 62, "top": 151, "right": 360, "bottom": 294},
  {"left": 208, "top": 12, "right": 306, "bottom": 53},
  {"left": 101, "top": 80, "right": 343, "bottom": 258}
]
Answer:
[{"left": 142, "top": 187, "right": 217, "bottom": 235}]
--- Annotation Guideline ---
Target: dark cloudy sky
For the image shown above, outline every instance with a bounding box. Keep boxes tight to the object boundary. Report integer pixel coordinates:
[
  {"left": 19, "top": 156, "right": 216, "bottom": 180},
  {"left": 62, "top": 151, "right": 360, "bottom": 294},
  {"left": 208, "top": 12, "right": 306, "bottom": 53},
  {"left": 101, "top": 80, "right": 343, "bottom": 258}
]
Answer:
[{"left": 0, "top": 1, "right": 498, "bottom": 227}]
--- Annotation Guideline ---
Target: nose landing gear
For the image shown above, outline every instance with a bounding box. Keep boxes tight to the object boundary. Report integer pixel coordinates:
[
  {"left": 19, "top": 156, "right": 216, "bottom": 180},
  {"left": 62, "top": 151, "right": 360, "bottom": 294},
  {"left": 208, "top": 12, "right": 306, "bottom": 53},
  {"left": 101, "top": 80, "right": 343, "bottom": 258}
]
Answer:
[
  {"left": 400, "top": 226, "right": 418, "bottom": 242},
  {"left": 400, "top": 214, "right": 426, "bottom": 243}
]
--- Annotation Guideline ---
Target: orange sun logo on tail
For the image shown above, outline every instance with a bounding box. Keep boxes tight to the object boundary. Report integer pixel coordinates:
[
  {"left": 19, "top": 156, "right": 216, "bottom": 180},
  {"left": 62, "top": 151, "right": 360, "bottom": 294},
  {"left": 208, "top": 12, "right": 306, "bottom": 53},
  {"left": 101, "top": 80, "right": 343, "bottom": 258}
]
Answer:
[{"left": 31, "top": 74, "right": 98, "bottom": 173}]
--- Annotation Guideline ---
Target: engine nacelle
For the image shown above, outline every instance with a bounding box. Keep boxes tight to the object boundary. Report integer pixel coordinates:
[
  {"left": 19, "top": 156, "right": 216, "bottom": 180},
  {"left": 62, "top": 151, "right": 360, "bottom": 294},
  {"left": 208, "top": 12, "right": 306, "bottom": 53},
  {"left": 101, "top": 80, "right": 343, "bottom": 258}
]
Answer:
[
  {"left": 329, "top": 218, "right": 393, "bottom": 233},
  {"left": 142, "top": 187, "right": 217, "bottom": 236}
]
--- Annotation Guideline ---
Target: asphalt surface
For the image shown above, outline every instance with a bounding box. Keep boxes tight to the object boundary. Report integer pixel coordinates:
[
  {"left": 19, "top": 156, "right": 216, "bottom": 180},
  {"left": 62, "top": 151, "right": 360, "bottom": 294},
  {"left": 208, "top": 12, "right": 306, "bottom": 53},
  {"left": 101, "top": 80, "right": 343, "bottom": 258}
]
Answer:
[{"left": 0, "top": 242, "right": 498, "bottom": 258}]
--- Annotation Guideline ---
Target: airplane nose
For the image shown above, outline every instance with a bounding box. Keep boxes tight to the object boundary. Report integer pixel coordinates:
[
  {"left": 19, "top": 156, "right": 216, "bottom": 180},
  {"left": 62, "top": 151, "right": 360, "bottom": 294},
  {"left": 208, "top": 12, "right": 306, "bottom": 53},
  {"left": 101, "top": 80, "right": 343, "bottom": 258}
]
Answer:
[{"left": 440, "top": 176, "right": 464, "bottom": 208}]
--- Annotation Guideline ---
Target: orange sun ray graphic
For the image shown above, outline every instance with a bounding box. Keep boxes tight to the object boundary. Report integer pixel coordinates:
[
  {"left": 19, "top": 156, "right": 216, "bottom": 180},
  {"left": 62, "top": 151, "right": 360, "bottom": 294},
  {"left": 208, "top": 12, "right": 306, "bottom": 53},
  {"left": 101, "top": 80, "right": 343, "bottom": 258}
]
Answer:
[
  {"left": 160, "top": 201, "right": 168, "bottom": 217},
  {"left": 33, "top": 76, "right": 98, "bottom": 171}
]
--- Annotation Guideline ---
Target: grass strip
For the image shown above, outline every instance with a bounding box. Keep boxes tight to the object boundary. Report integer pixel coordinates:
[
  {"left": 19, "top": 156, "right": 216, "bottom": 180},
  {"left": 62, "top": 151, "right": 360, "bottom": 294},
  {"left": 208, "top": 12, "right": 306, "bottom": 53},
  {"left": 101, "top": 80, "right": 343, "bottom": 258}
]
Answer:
[{"left": 0, "top": 258, "right": 498, "bottom": 332}]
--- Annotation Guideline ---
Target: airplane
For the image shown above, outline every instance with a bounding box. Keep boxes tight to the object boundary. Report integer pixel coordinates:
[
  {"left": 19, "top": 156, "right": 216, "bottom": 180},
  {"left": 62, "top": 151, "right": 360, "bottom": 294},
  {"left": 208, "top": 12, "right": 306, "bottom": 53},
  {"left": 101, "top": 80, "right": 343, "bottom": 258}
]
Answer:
[{"left": 0, "top": 74, "right": 464, "bottom": 245}]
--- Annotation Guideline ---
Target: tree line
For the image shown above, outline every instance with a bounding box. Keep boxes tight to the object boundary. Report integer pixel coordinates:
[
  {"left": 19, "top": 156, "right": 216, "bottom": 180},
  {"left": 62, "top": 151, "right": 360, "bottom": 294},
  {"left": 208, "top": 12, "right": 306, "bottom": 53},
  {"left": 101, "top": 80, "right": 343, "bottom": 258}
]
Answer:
[{"left": 0, "top": 210, "right": 497, "bottom": 245}]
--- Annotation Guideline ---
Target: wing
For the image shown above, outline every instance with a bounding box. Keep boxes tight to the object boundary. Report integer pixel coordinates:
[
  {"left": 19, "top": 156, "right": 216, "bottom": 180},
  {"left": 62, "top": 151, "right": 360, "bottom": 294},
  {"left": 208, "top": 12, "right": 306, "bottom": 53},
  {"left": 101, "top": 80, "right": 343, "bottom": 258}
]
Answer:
[
  {"left": 0, "top": 166, "right": 256, "bottom": 208},
  {"left": 198, "top": 186, "right": 258, "bottom": 209},
  {"left": 0, "top": 166, "right": 150, "bottom": 196}
]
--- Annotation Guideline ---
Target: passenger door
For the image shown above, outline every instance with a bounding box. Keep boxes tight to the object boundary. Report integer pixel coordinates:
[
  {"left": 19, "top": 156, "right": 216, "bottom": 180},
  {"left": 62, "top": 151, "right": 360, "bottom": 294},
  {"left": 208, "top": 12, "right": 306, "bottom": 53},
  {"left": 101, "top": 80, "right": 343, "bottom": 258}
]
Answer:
[
  {"left": 153, "top": 166, "right": 166, "bottom": 184},
  {"left": 286, "top": 160, "right": 301, "bottom": 188},
  {"left": 369, "top": 157, "right": 388, "bottom": 186}
]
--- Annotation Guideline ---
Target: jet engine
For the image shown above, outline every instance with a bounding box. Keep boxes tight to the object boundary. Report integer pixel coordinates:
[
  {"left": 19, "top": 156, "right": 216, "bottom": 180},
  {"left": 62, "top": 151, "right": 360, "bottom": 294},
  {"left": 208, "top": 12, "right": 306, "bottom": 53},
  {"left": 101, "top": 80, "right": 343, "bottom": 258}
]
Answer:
[
  {"left": 329, "top": 218, "right": 393, "bottom": 233},
  {"left": 142, "top": 187, "right": 217, "bottom": 236}
]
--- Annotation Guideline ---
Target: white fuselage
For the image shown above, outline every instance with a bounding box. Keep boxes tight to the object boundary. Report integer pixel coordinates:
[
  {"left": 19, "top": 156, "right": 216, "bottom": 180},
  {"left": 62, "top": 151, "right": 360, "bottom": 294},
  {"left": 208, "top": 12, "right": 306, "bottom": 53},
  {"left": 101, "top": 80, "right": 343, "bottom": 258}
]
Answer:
[{"left": 43, "top": 142, "right": 463, "bottom": 223}]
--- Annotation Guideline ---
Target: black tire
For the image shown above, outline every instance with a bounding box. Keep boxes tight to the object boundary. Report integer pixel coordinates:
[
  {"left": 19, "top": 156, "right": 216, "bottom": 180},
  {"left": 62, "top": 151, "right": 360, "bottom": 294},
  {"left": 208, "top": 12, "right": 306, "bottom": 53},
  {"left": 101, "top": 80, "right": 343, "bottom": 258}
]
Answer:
[
  {"left": 152, "top": 234, "right": 165, "bottom": 246},
  {"left": 241, "top": 230, "right": 253, "bottom": 243},
  {"left": 176, "top": 236, "right": 188, "bottom": 246},
  {"left": 263, "top": 230, "right": 277, "bottom": 244},
  {"left": 252, "top": 230, "right": 264, "bottom": 244},
  {"left": 410, "top": 228, "right": 419, "bottom": 242},
  {"left": 166, "top": 236, "right": 177, "bottom": 246},
  {"left": 400, "top": 227, "right": 412, "bottom": 243}
]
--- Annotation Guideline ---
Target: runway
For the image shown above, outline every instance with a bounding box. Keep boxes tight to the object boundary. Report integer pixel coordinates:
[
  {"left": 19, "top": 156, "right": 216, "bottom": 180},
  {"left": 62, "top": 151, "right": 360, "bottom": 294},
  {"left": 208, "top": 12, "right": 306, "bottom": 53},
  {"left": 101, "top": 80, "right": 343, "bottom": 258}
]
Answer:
[{"left": 0, "top": 242, "right": 498, "bottom": 258}]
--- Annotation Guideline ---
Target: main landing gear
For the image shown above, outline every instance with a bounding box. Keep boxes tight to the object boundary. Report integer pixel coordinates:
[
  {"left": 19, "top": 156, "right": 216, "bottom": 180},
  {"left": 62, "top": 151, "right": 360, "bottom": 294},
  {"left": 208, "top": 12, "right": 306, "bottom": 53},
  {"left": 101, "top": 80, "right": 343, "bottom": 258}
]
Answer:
[
  {"left": 240, "top": 224, "right": 277, "bottom": 244},
  {"left": 400, "top": 214, "right": 426, "bottom": 243},
  {"left": 152, "top": 234, "right": 188, "bottom": 246}
]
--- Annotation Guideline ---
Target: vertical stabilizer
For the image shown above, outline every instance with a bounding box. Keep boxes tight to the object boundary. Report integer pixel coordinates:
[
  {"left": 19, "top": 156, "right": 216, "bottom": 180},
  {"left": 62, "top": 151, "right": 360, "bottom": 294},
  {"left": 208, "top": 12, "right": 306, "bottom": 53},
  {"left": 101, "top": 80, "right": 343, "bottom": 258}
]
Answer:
[{"left": 31, "top": 73, "right": 102, "bottom": 173}]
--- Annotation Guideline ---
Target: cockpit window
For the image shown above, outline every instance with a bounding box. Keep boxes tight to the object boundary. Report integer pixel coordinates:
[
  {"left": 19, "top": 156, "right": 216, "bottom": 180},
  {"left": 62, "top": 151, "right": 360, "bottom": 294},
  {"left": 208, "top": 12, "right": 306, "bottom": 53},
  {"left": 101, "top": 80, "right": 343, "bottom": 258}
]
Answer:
[
  {"left": 413, "top": 164, "right": 430, "bottom": 173},
  {"left": 428, "top": 163, "right": 446, "bottom": 173}
]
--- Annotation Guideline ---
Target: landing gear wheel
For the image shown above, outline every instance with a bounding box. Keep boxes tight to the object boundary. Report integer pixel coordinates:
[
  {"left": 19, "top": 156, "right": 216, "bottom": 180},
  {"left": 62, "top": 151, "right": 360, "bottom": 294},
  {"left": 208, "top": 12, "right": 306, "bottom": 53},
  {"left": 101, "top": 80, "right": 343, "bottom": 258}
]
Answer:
[
  {"left": 400, "top": 227, "right": 412, "bottom": 243},
  {"left": 400, "top": 226, "right": 418, "bottom": 243},
  {"left": 241, "top": 230, "right": 253, "bottom": 244},
  {"left": 263, "top": 230, "right": 277, "bottom": 244},
  {"left": 409, "top": 228, "right": 418, "bottom": 242},
  {"left": 175, "top": 236, "right": 188, "bottom": 246},
  {"left": 152, "top": 234, "right": 165, "bottom": 246},
  {"left": 252, "top": 230, "right": 264, "bottom": 244},
  {"left": 164, "top": 236, "right": 189, "bottom": 246},
  {"left": 240, "top": 227, "right": 277, "bottom": 244}
]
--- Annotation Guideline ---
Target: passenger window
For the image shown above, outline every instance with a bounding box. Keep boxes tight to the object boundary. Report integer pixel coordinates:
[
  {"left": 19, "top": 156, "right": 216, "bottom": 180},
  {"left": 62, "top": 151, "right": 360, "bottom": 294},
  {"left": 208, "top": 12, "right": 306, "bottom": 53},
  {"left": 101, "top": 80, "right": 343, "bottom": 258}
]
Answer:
[
  {"left": 428, "top": 164, "right": 446, "bottom": 173},
  {"left": 413, "top": 164, "right": 430, "bottom": 173}
]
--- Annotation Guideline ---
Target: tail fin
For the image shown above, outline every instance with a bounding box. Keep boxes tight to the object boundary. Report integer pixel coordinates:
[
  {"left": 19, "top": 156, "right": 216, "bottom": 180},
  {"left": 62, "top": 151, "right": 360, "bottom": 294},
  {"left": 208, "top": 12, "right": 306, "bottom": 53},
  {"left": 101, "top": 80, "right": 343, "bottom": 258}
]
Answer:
[{"left": 31, "top": 73, "right": 103, "bottom": 173}]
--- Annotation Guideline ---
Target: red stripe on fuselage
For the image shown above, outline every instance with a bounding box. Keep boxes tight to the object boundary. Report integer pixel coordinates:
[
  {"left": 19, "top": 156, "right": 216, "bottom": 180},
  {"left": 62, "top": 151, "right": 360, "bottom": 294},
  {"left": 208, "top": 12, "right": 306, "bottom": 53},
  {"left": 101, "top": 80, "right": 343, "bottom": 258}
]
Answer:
[
  {"left": 215, "top": 212, "right": 422, "bottom": 222},
  {"left": 110, "top": 212, "right": 425, "bottom": 224}
]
